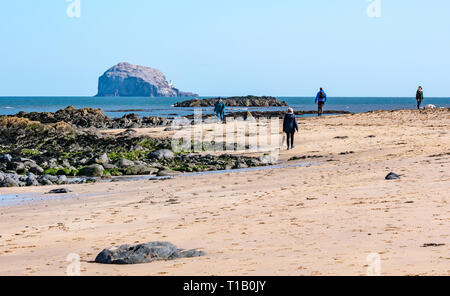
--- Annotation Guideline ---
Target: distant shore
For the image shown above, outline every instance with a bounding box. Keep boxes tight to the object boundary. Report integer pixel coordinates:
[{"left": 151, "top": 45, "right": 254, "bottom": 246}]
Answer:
[{"left": 1, "top": 96, "right": 450, "bottom": 118}]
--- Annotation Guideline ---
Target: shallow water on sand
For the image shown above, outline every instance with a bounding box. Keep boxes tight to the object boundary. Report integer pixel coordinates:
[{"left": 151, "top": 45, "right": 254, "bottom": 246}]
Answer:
[
  {"left": 0, "top": 161, "right": 316, "bottom": 207},
  {"left": 0, "top": 192, "right": 115, "bottom": 207}
]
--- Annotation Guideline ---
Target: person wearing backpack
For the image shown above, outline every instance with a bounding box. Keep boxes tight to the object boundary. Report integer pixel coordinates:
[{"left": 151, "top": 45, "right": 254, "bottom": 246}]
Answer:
[
  {"left": 315, "top": 87, "right": 327, "bottom": 116},
  {"left": 416, "top": 86, "right": 424, "bottom": 110}
]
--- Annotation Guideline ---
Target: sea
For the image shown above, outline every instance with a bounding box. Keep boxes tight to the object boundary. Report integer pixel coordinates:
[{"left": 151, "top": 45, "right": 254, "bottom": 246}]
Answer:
[{"left": 0, "top": 97, "right": 449, "bottom": 118}]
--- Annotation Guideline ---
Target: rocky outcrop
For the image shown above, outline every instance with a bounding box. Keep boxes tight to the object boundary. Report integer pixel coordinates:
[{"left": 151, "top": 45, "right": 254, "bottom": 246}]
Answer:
[
  {"left": 13, "top": 106, "right": 172, "bottom": 129},
  {"left": 95, "top": 242, "right": 205, "bottom": 265},
  {"left": 0, "top": 171, "right": 94, "bottom": 187},
  {"left": 174, "top": 96, "right": 288, "bottom": 107},
  {"left": 0, "top": 114, "right": 271, "bottom": 187},
  {"left": 96, "top": 62, "right": 198, "bottom": 97}
]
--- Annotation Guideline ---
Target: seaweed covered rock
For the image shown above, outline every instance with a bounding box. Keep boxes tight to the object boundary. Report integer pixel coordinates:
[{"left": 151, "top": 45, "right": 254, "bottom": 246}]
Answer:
[
  {"left": 12, "top": 107, "right": 174, "bottom": 129},
  {"left": 0, "top": 112, "right": 271, "bottom": 187},
  {"left": 148, "top": 149, "right": 174, "bottom": 161},
  {"left": 79, "top": 164, "right": 105, "bottom": 177}
]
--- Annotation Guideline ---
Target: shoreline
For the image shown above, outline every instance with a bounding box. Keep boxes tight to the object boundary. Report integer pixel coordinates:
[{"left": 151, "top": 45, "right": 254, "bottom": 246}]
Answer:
[{"left": 1, "top": 96, "right": 449, "bottom": 119}]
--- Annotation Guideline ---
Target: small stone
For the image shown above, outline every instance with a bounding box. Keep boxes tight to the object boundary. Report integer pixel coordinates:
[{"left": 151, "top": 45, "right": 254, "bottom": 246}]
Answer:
[
  {"left": 0, "top": 154, "right": 12, "bottom": 163},
  {"left": 157, "top": 169, "right": 182, "bottom": 177},
  {"left": 385, "top": 172, "right": 401, "bottom": 180},
  {"left": 48, "top": 188, "right": 72, "bottom": 194}
]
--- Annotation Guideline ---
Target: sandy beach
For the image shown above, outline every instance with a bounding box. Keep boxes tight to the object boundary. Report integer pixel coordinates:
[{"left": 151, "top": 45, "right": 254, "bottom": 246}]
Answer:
[{"left": 0, "top": 109, "right": 449, "bottom": 276}]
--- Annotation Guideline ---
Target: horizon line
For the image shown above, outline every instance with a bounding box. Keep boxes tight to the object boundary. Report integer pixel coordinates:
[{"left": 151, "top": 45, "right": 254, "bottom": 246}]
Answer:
[{"left": 0, "top": 95, "right": 449, "bottom": 99}]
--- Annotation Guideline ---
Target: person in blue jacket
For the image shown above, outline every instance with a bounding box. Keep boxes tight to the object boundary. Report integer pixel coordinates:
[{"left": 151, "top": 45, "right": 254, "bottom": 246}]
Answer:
[
  {"left": 214, "top": 98, "right": 226, "bottom": 122},
  {"left": 283, "top": 108, "right": 299, "bottom": 150},
  {"left": 315, "top": 87, "right": 327, "bottom": 116}
]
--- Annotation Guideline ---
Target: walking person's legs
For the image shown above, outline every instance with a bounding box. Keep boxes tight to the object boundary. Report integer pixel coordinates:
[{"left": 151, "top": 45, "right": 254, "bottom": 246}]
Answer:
[
  {"left": 318, "top": 102, "right": 324, "bottom": 116},
  {"left": 290, "top": 132, "right": 295, "bottom": 149},
  {"left": 417, "top": 100, "right": 422, "bottom": 110},
  {"left": 286, "top": 132, "right": 292, "bottom": 149},
  {"left": 217, "top": 112, "right": 224, "bottom": 122}
]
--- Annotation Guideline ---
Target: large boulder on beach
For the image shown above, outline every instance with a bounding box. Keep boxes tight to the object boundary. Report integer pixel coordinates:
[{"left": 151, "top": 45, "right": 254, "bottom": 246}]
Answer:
[
  {"left": 79, "top": 164, "right": 104, "bottom": 177},
  {"left": 96, "top": 62, "right": 198, "bottom": 97},
  {"left": 148, "top": 149, "right": 175, "bottom": 161},
  {"left": 94, "top": 242, "right": 205, "bottom": 265},
  {"left": 124, "top": 165, "right": 159, "bottom": 176},
  {"left": 115, "top": 159, "right": 135, "bottom": 168}
]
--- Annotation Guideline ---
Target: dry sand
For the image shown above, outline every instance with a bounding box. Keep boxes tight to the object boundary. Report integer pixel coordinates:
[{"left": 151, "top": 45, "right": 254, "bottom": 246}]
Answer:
[{"left": 0, "top": 109, "right": 449, "bottom": 276}]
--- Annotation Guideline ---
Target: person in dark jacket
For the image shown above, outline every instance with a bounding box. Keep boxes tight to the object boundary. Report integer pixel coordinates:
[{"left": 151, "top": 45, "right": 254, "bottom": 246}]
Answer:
[
  {"left": 416, "top": 86, "right": 424, "bottom": 110},
  {"left": 283, "top": 108, "right": 299, "bottom": 150},
  {"left": 315, "top": 87, "right": 327, "bottom": 116},
  {"left": 214, "top": 98, "right": 226, "bottom": 122}
]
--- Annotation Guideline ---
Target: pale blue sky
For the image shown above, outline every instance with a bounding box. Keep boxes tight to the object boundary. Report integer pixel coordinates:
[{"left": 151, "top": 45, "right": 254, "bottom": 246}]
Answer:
[{"left": 0, "top": 0, "right": 449, "bottom": 97}]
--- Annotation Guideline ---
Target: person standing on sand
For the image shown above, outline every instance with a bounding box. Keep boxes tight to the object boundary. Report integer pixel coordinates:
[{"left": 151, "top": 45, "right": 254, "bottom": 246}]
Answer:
[
  {"left": 315, "top": 87, "right": 327, "bottom": 116},
  {"left": 283, "top": 108, "right": 299, "bottom": 150},
  {"left": 214, "top": 98, "right": 226, "bottom": 122},
  {"left": 416, "top": 86, "right": 424, "bottom": 110}
]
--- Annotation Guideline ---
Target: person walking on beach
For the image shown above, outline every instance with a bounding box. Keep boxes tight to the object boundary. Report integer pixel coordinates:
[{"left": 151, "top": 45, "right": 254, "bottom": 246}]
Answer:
[
  {"left": 214, "top": 98, "right": 226, "bottom": 122},
  {"left": 283, "top": 108, "right": 299, "bottom": 150},
  {"left": 315, "top": 87, "right": 327, "bottom": 116},
  {"left": 416, "top": 86, "right": 424, "bottom": 110}
]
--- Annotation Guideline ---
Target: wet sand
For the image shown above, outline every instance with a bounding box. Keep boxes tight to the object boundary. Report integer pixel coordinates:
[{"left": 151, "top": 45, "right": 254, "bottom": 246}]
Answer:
[{"left": 0, "top": 109, "right": 449, "bottom": 276}]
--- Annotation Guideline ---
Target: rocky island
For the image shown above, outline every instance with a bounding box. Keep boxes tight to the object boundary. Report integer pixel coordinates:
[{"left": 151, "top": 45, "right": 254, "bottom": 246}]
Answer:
[
  {"left": 174, "top": 96, "right": 288, "bottom": 107},
  {"left": 96, "top": 62, "right": 198, "bottom": 97}
]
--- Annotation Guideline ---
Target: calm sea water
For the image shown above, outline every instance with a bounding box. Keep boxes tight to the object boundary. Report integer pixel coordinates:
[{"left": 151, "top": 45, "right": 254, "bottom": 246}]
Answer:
[{"left": 0, "top": 97, "right": 448, "bottom": 118}]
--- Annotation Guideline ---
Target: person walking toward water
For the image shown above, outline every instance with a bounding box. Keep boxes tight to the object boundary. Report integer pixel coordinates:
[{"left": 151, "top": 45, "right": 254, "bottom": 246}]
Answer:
[
  {"left": 416, "top": 86, "right": 424, "bottom": 110},
  {"left": 214, "top": 98, "right": 226, "bottom": 122},
  {"left": 283, "top": 108, "right": 299, "bottom": 150},
  {"left": 315, "top": 87, "right": 327, "bottom": 116}
]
